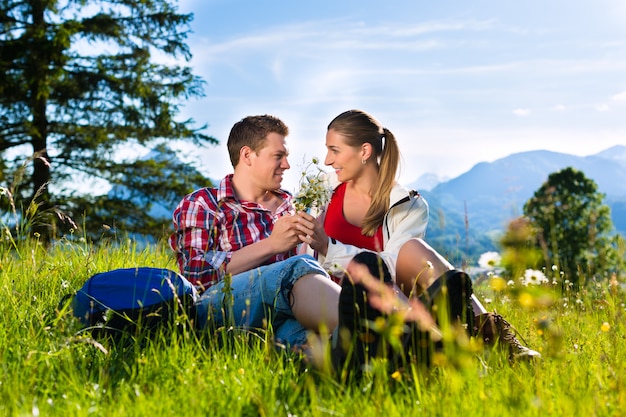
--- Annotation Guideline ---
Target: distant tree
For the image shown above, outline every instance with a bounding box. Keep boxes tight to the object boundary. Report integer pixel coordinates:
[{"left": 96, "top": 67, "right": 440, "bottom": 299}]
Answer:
[
  {"left": 523, "top": 167, "right": 617, "bottom": 287},
  {"left": 0, "top": 0, "right": 216, "bottom": 240}
]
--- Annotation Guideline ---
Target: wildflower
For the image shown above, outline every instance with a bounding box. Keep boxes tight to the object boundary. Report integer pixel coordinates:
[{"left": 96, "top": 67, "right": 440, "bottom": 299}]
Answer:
[
  {"left": 391, "top": 370, "right": 402, "bottom": 381},
  {"left": 373, "top": 316, "right": 387, "bottom": 331},
  {"left": 520, "top": 269, "right": 549, "bottom": 286},
  {"left": 601, "top": 322, "right": 611, "bottom": 332},
  {"left": 478, "top": 251, "right": 501, "bottom": 269},
  {"left": 431, "top": 351, "right": 448, "bottom": 367},
  {"left": 489, "top": 276, "right": 507, "bottom": 292},
  {"left": 293, "top": 158, "right": 332, "bottom": 213},
  {"left": 518, "top": 292, "right": 535, "bottom": 308}
]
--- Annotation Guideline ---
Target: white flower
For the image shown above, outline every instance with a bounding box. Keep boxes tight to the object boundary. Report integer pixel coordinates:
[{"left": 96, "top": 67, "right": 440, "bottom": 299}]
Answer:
[
  {"left": 293, "top": 158, "right": 332, "bottom": 212},
  {"left": 478, "top": 251, "right": 501, "bottom": 269},
  {"left": 520, "top": 269, "right": 549, "bottom": 286}
]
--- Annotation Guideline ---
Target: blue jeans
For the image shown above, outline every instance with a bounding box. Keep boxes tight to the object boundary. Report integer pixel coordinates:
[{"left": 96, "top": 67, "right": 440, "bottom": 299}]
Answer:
[{"left": 195, "top": 254, "right": 328, "bottom": 347}]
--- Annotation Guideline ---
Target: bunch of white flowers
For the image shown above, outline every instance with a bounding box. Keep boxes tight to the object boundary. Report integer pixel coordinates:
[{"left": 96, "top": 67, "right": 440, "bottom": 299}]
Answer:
[{"left": 293, "top": 157, "right": 332, "bottom": 213}]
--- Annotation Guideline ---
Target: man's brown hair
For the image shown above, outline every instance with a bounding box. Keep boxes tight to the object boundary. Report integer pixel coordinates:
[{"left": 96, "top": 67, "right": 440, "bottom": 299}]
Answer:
[{"left": 227, "top": 115, "right": 289, "bottom": 167}]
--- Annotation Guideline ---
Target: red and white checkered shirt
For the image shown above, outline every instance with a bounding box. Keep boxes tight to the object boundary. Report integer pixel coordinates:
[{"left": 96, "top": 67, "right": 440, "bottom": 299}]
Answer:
[{"left": 169, "top": 174, "right": 296, "bottom": 289}]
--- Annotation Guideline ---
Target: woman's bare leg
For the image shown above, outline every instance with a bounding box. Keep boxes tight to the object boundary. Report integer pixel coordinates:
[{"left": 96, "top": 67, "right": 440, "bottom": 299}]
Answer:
[
  {"left": 290, "top": 273, "right": 340, "bottom": 331},
  {"left": 396, "top": 238, "right": 453, "bottom": 297},
  {"left": 396, "top": 238, "right": 487, "bottom": 314}
]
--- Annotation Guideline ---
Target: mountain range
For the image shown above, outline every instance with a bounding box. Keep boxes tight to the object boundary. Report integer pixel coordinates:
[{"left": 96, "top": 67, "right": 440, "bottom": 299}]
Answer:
[{"left": 408, "top": 145, "right": 626, "bottom": 261}]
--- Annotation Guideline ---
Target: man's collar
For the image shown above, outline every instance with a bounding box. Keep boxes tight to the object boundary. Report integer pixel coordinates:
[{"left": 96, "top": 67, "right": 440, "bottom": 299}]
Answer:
[
  {"left": 216, "top": 174, "right": 237, "bottom": 202},
  {"left": 217, "top": 173, "right": 293, "bottom": 205}
]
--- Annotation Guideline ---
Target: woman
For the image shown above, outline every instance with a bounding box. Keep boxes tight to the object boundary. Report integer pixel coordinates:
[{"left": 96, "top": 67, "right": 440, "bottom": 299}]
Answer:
[{"left": 300, "top": 109, "right": 539, "bottom": 362}]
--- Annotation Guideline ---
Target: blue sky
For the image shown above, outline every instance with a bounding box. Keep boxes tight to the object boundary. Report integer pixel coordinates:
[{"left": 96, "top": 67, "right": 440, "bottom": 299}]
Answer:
[{"left": 175, "top": 0, "right": 626, "bottom": 192}]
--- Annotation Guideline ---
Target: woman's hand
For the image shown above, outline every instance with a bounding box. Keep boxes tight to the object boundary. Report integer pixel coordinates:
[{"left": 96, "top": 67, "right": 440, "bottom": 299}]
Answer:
[{"left": 295, "top": 210, "right": 329, "bottom": 256}]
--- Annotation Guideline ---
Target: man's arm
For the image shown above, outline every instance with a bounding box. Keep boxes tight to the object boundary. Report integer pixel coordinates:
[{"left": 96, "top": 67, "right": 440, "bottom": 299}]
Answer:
[
  {"left": 225, "top": 214, "right": 311, "bottom": 275},
  {"left": 171, "top": 192, "right": 315, "bottom": 286},
  {"left": 170, "top": 191, "right": 230, "bottom": 287}
]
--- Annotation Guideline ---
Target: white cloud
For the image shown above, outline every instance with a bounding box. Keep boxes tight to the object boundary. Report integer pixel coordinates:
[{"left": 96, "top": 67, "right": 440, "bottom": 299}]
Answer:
[
  {"left": 513, "top": 108, "right": 531, "bottom": 116},
  {"left": 611, "top": 91, "right": 626, "bottom": 101},
  {"left": 553, "top": 104, "right": 566, "bottom": 111},
  {"left": 190, "top": 18, "right": 487, "bottom": 59},
  {"left": 596, "top": 104, "right": 610, "bottom": 112},
  {"left": 270, "top": 57, "right": 285, "bottom": 81}
]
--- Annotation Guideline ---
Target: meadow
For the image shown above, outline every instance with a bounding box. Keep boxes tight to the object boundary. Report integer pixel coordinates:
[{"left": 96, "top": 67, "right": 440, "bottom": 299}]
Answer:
[{"left": 1, "top": 237, "right": 624, "bottom": 416}]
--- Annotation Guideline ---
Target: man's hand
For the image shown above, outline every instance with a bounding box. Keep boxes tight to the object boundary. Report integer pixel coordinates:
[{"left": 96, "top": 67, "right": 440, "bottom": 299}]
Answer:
[{"left": 226, "top": 214, "right": 312, "bottom": 276}]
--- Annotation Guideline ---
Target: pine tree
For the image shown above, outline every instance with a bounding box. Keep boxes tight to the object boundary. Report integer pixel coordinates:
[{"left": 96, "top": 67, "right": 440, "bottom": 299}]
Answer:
[{"left": 0, "top": 0, "right": 216, "bottom": 240}]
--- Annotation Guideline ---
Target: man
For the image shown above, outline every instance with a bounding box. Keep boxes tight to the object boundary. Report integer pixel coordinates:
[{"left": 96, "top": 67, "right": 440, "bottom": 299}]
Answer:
[{"left": 169, "top": 115, "right": 340, "bottom": 348}]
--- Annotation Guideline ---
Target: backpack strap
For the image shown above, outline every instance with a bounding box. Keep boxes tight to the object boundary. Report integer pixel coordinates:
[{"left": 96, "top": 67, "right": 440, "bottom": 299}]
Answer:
[{"left": 384, "top": 190, "right": 420, "bottom": 241}]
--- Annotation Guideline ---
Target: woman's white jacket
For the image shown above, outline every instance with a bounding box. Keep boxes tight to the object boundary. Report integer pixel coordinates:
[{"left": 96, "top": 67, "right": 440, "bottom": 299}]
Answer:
[{"left": 315, "top": 182, "right": 429, "bottom": 281}]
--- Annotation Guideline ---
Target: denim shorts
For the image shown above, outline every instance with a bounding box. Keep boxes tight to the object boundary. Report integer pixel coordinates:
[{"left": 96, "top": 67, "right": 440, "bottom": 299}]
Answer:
[{"left": 195, "top": 254, "right": 328, "bottom": 347}]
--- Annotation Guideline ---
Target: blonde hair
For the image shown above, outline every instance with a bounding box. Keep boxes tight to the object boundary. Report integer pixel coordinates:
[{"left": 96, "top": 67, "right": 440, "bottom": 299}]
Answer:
[{"left": 327, "top": 110, "right": 400, "bottom": 236}]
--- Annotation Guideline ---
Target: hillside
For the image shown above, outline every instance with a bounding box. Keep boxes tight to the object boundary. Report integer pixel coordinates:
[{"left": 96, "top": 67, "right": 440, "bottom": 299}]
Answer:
[{"left": 409, "top": 145, "right": 626, "bottom": 263}]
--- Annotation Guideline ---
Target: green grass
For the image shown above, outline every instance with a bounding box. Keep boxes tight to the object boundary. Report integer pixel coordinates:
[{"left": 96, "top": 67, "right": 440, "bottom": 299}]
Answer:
[{"left": 1, "top": 237, "right": 625, "bottom": 416}]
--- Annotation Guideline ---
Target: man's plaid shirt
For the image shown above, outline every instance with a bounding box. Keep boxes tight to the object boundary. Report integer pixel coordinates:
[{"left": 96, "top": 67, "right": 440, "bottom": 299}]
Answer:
[{"left": 169, "top": 174, "right": 296, "bottom": 289}]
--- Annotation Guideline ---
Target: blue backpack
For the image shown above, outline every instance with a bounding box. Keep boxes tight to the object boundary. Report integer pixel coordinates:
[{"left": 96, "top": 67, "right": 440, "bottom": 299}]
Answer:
[{"left": 71, "top": 267, "right": 198, "bottom": 338}]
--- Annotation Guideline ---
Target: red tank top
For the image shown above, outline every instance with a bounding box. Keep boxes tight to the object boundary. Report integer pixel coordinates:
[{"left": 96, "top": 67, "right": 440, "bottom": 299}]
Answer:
[{"left": 324, "top": 183, "right": 383, "bottom": 251}]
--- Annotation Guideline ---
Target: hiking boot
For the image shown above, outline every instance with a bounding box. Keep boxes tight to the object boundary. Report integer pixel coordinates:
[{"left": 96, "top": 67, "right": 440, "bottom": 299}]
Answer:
[{"left": 474, "top": 312, "right": 541, "bottom": 362}]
